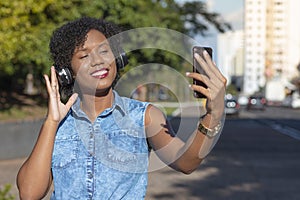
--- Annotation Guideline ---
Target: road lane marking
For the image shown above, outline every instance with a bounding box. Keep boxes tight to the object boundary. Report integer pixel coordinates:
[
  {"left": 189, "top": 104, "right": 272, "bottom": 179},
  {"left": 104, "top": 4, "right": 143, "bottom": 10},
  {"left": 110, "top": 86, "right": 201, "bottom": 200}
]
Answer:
[{"left": 258, "top": 119, "right": 300, "bottom": 140}]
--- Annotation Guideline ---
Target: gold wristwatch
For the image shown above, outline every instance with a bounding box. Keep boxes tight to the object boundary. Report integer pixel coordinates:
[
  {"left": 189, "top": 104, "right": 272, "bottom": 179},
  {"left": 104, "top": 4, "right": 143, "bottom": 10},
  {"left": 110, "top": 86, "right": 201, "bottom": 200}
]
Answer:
[{"left": 198, "top": 122, "right": 222, "bottom": 138}]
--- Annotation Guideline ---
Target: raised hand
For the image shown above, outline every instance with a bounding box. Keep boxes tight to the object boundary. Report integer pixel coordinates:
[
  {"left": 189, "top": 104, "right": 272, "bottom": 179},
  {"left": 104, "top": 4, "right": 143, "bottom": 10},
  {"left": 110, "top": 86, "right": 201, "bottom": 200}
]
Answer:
[
  {"left": 44, "top": 66, "right": 78, "bottom": 123},
  {"left": 186, "top": 51, "right": 227, "bottom": 123}
]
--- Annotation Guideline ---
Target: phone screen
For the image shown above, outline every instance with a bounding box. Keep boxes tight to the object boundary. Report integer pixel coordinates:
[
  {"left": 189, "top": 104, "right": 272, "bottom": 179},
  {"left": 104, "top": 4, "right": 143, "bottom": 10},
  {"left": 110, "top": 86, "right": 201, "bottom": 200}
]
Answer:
[{"left": 192, "top": 46, "right": 213, "bottom": 98}]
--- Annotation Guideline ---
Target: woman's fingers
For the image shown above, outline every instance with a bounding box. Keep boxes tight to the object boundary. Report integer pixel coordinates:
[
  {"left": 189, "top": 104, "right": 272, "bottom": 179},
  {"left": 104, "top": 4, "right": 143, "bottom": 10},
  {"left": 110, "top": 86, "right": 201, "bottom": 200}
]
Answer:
[
  {"left": 50, "top": 66, "right": 60, "bottom": 96},
  {"left": 50, "top": 66, "right": 58, "bottom": 87},
  {"left": 44, "top": 66, "right": 58, "bottom": 92},
  {"left": 186, "top": 72, "right": 210, "bottom": 98},
  {"left": 187, "top": 50, "right": 227, "bottom": 100},
  {"left": 194, "top": 51, "right": 227, "bottom": 87},
  {"left": 44, "top": 74, "right": 52, "bottom": 93},
  {"left": 186, "top": 50, "right": 227, "bottom": 122}
]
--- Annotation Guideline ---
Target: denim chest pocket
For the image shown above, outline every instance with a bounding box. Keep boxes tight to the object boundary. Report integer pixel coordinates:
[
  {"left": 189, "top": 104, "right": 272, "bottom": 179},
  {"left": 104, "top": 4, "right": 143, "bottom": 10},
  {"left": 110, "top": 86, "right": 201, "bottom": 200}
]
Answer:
[
  {"left": 97, "top": 130, "right": 148, "bottom": 172},
  {"left": 52, "top": 138, "right": 79, "bottom": 168},
  {"left": 107, "top": 131, "right": 139, "bottom": 161}
]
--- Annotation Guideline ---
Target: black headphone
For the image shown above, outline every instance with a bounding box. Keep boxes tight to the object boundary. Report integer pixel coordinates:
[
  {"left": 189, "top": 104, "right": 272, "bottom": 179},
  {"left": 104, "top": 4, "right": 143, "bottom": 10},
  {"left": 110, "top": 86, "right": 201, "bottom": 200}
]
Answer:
[{"left": 54, "top": 47, "right": 128, "bottom": 87}]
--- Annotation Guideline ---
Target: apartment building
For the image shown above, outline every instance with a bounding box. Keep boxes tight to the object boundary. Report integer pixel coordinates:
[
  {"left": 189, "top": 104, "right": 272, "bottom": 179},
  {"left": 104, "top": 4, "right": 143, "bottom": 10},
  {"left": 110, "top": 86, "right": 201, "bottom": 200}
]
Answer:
[
  {"left": 217, "top": 30, "right": 244, "bottom": 88},
  {"left": 243, "top": 0, "right": 300, "bottom": 97}
]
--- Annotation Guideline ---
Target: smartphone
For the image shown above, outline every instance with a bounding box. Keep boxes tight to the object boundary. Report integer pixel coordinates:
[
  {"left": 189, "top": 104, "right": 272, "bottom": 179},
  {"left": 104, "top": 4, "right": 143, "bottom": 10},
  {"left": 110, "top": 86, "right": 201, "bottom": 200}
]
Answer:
[{"left": 192, "top": 46, "right": 213, "bottom": 98}]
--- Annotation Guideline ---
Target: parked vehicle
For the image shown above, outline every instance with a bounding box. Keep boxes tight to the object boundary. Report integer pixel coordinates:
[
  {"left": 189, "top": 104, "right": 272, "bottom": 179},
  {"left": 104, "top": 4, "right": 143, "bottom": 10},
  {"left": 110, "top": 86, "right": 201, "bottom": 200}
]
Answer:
[
  {"left": 225, "top": 98, "right": 240, "bottom": 115},
  {"left": 246, "top": 96, "right": 267, "bottom": 110},
  {"left": 265, "top": 80, "right": 285, "bottom": 103},
  {"left": 238, "top": 95, "right": 248, "bottom": 106},
  {"left": 282, "top": 92, "right": 300, "bottom": 108}
]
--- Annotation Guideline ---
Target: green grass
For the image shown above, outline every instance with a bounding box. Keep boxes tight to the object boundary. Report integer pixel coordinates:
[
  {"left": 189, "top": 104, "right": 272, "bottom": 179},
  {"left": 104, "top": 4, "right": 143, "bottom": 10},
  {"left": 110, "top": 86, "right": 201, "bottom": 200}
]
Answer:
[
  {"left": 164, "top": 107, "right": 178, "bottom": 116},
  {"left": 0, "top": 105, "right": 47, "bottom": 122},
  {"left": 0, "top": 92, "right": 47, "bottom": 122}
]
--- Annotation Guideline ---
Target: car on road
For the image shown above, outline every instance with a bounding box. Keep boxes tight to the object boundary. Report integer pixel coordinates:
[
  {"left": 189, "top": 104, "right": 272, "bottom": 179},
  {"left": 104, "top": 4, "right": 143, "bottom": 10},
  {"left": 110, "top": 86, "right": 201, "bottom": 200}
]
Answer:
[
  {"left": 282, "top": 92, "right": 300, "bottom": 109},
  {"left": 238, "top": 95, "right": 248, "bottom": 106},
  {"left": 246, "top": 95, "right": 267, "bottom": 110},
  {"left": 225, "top": 98, "right": 240, "bottom": 115}
]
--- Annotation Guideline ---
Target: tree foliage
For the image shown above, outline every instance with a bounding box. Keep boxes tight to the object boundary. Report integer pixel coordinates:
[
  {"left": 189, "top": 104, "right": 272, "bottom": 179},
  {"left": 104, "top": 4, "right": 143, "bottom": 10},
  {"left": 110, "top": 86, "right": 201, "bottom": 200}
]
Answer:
[
  {"left": 0, "top": 184, "right": 14, "bottom": 200},
  {"left": 0, "top": 0, "right": 231, "bottom": 92}
]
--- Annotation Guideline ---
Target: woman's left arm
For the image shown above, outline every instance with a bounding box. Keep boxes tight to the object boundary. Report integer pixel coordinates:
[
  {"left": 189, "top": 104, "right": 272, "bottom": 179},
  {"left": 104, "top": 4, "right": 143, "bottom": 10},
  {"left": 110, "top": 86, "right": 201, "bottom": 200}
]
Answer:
[{"left": 146, "top": 50, "right": 226, "bottom": 174}]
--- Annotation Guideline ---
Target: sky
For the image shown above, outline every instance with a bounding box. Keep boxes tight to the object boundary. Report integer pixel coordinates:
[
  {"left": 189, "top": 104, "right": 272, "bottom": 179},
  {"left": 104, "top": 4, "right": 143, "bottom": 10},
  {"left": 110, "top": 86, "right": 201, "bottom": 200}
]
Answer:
[
  {"left": 205, "top": 0, "right": 244, "bottom": 30},
  {"left": 201, "top": 0, "right": 244, "bottom": 59},
  {"left": 175, "top": 0, "right": 244, "bottom": 62},
  {"left": 175, "top": 0, "right": 244, "bottom": 30}
]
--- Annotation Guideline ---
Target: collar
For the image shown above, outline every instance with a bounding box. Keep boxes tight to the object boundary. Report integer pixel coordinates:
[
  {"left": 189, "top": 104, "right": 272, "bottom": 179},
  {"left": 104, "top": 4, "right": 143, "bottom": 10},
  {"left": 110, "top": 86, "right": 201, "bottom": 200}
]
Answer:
[
  {"left": 71, "top": 90, "right": 126, "bottom": 119},
  {"left": 110, "top": 90, "right": 127, "bottom": 116}
]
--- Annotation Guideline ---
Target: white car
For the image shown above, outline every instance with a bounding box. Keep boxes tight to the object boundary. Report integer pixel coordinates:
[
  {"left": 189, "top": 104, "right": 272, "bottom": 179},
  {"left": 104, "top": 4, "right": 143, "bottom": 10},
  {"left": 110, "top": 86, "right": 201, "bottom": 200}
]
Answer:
[
  {"left": 238, "top": 95, "right": 248, "bottom": 106},
  {"left": 283, "top": 92, "right": 300, "bottom": 108},
  {"left": 291, "top": 98, "right": 300, "bottom": 108}
]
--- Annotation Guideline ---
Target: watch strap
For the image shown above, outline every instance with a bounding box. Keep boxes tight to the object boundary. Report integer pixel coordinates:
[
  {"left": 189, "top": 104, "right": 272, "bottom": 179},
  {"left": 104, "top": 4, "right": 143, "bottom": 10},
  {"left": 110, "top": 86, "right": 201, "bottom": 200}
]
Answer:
[{"left": 198, "top": 122, "right": 221, "bottom": 138}]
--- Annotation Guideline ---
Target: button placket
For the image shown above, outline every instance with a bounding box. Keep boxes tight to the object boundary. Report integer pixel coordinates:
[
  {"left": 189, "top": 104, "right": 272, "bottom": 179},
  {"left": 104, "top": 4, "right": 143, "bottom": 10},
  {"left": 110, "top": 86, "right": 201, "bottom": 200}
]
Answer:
[{"left": 87, "top": 124, "right": 95, "bottom": 199}]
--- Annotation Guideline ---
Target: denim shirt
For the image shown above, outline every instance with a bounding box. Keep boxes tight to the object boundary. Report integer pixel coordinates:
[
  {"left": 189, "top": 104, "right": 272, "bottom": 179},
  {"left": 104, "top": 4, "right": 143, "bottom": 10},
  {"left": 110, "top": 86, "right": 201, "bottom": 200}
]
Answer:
[{"left": 51, "top": 91, "right": 150, "bottom": 200}]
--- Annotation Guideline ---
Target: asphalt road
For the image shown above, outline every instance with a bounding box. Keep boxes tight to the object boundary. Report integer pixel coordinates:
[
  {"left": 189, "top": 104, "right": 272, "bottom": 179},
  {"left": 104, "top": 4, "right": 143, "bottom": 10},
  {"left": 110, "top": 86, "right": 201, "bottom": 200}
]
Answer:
[
  {"left": 1, "top": 106, "right": 300, "bottom": 199},
  {"left": 146, "top": 116, "right": 300, "bottom": 200}
]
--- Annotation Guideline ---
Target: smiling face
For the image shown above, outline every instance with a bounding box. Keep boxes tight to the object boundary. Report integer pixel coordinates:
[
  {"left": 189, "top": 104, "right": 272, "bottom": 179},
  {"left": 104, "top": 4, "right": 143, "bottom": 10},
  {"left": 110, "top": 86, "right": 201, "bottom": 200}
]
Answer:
[{"left": 71, "top": 29, "right": 117, "bottom": 96}]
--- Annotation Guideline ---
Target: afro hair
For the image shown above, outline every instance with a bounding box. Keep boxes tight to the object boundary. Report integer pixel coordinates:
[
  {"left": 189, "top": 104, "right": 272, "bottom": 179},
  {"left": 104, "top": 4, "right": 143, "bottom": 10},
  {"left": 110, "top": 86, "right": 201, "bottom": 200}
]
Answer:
[{"left": 49, "top": 17, "right": 122, "bottom": 99}]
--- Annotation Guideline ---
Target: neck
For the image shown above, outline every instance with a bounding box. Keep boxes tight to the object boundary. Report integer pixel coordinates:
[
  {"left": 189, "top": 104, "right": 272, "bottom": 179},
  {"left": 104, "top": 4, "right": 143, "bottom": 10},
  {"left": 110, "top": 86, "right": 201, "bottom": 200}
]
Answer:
[{"left": 80, "top": 88, "right": 114, "bottom": 122}]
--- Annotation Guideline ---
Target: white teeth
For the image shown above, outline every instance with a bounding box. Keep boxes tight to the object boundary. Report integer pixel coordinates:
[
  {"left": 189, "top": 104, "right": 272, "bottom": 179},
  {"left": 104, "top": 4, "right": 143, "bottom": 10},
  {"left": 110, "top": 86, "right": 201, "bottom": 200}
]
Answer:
[{"left": 91, "top": 69, "right": 107, "bottom": 77}]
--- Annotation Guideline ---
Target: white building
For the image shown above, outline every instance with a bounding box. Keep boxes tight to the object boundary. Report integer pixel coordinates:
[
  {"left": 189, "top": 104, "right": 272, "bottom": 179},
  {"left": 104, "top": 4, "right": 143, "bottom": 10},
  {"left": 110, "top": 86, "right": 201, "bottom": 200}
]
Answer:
[
  {"left": 243, "top": 0, "right": 267, "bottom": 95},
  {"left": 243, "top": 0, "right": 300, "bottom": 97},
  {"left": 217, "top": 30, "right": 244, "bottom": 86}
]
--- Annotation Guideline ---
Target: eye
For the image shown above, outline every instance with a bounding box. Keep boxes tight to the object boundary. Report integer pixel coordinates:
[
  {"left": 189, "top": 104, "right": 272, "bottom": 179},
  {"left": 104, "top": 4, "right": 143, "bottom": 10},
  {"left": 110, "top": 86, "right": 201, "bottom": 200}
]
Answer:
[
  {"left": 99, "top": 49, "right": 109, "bottom": 55},
  {"left": 79, "top": 55, "right": 88, "bottom": 59},
  {"left": 97, "top": 45, "right": 111, "bottom": 55}
]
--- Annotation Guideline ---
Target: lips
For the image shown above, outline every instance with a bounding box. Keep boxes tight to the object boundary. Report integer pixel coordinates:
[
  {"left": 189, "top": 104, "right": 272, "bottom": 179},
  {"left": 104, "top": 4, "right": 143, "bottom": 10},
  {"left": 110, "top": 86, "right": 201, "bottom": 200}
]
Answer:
[{"left": 90, "top": 68, "right": 109, "bottom": 79}]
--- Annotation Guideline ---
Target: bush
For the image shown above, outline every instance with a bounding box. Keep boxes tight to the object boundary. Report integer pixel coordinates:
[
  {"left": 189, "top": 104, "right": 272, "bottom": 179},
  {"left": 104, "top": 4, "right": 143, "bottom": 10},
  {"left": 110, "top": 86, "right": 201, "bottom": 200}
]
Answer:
[{"left": 0, "top": 184, "right": 15, "bottom": 200}]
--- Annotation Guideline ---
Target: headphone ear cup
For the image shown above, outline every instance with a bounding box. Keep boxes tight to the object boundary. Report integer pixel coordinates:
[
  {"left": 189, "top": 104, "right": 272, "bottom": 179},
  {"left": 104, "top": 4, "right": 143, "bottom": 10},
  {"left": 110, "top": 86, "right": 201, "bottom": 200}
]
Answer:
[
  {"left": 54, "top": 66, "right": 73, "bottom": 86},
  {"left": 116, "top": 48, "right": 128, "bottom": 70}
]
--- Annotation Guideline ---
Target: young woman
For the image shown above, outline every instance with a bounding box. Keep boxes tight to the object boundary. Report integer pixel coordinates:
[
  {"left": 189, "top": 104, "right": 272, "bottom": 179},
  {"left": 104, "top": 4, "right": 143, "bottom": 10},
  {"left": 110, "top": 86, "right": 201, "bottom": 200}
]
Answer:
[{"left": 17, "top": 17, "right": 226, "bottom": 200}]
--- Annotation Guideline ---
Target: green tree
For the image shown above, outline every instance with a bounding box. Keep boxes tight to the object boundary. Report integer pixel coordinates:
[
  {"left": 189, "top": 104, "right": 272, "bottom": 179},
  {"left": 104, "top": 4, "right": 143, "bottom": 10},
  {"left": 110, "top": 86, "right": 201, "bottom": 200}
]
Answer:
[
  {"left": 178, "top": 1, "right": 232, "bottom": 36},
  {"left": 0, "top": 0, "right": 231, "bottom": 93},
  {"left": 226, "top": 83, "right": 239, "bottom": 96}
]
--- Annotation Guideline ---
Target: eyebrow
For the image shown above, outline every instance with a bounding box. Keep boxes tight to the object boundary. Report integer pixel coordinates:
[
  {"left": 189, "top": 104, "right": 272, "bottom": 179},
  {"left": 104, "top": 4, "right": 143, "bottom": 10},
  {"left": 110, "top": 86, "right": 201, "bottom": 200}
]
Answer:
[{"left": 76, "top": 42, "right": 110, "bottom": 53}]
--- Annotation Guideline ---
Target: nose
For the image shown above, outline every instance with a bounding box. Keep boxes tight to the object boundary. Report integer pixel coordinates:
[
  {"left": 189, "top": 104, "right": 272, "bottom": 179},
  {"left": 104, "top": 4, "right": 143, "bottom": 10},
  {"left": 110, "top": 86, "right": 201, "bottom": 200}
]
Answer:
[{"left": 90, "top": 50, "right": 104, "bottom": 67}]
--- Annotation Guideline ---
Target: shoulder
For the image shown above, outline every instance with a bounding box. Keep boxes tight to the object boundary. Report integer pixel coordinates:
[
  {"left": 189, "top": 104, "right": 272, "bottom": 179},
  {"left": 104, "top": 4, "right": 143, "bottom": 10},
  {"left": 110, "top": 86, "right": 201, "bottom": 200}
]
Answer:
[
  {"left": 114, "top": 91, "right": 165, "bottom": 123},
  {"left": 119, "top": 95, "right": 150, "bottom": 112},
  {"left": 144, "top": 104, "right": 167, "bottom": 127}
]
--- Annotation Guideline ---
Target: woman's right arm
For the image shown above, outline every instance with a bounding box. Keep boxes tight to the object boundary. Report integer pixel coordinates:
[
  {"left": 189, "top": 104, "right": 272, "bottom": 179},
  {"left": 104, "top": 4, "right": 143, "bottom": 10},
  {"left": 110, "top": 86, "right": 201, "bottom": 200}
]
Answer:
[{"left": 16, "top": 66, "right": 78, "bottom": 200}]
